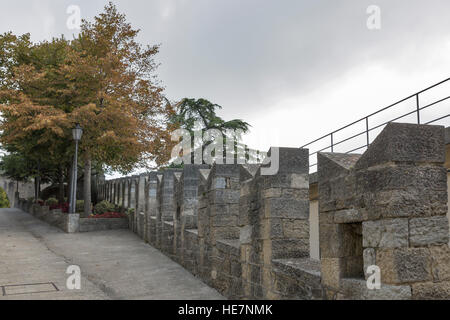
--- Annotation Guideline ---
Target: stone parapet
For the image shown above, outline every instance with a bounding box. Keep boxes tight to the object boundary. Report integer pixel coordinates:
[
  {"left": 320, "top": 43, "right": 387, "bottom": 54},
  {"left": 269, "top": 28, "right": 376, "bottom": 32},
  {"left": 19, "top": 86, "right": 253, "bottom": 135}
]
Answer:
[{"left": 96, "top": 122, "right": 449, "bottom": 300}]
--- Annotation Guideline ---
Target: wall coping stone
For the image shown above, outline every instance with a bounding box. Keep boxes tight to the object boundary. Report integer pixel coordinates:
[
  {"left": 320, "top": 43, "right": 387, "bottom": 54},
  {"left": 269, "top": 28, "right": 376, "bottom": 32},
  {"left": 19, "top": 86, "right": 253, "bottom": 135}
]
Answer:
[
  {"left": 186, "top": 229, "right": 198, "bottom": 235},
  {"left": 216, "top": 239, "right": 240, "bottom": 256},
  {"left": 272, "top": 258, "right": 321, "bottom": 278}
]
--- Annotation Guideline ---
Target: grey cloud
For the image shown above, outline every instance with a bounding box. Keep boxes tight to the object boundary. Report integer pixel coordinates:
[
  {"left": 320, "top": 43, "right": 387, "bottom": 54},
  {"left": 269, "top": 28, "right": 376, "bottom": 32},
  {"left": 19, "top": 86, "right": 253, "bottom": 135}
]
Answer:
[{"left": 1, "top": 0, "right": 449, "bottom": 157}]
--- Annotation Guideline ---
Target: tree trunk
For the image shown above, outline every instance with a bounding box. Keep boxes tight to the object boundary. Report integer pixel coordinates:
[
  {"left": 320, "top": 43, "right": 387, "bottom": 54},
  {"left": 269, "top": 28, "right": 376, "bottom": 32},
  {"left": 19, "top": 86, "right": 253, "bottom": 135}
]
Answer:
[
  {"left": 58, "top": 166, "right": 65, "bottom": 204},
  {"left": 37, "top": 177, "right": 41, "bottom": 201},
  {"left": 34, "top": 177, "right": 38, "bottom": 202},
  {"left": 83, "top": 156, "right": 92, "bottom": 217}
]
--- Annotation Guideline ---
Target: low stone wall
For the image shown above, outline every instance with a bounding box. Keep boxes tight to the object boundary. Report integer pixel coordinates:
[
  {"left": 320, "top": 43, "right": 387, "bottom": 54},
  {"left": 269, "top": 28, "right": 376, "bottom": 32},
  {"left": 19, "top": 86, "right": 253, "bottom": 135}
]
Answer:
[
  {"left": 17, "top": 199, "right": 79, "bottom": 233},
  {"left": 79, "top": 218, "right": 128, "bottom": 233},
  {"left": 100, "top": 123, "right": 450, "bottom": 300},
  {"left": 103, "top": 150, "right": 323, "bottom": 299},
  {"left": 17, "top": 198, "right": 128, "bottom": 234},
  {"left": 271, "top": 258, "right": 322, "bottom": 299}
]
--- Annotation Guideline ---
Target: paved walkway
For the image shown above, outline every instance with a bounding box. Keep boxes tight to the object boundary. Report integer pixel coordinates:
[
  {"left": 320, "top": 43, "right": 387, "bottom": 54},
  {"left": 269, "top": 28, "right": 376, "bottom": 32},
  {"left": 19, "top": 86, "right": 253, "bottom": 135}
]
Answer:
[{"left": 0, "top": 208, "right": 223, "bottom": 300}]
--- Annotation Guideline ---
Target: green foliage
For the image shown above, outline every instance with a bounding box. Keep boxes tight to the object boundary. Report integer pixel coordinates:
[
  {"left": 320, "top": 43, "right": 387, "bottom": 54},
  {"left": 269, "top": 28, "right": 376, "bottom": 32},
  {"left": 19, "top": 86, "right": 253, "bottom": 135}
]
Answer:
[
  {"left": 0, "top": 2, "right": 168, "bottom": 198},
  {"left": 0, "top": 153, "right": 33, "bottom": 182},
  {"left": 170, "top": 98, "right": 250, "bottom": 134},
  {"left": 0, "top": 187, "right": 10, "bottom": 208},
  {"left": 168, "top": 98, "right": 253, "bottom": 165},
  {"left": 127, "top": 208, "right": 135, "bottom": 215},
  {"left": 75, "top": 200, "right": 84, "bottom": 213},
  {"left": 93, "top": 200, "right": 115, "bottom": 215},
  {"left": 45, "top": 198, "right": 58, "bottom": 206},
  {"left": 165, "top": 162, "right": 183, "bottom": 169}
]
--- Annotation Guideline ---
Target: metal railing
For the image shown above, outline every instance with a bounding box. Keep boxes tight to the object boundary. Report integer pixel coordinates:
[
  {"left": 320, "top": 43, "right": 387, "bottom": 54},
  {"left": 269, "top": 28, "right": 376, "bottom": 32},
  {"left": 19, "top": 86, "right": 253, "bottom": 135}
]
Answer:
[{"left": 301, "top": 78, "right": 450, "bottom": 172}]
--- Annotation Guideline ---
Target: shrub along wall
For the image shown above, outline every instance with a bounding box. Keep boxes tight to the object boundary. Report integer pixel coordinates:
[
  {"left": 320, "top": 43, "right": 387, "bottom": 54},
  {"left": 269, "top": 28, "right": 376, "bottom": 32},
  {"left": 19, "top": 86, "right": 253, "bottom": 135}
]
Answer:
[{"left": 18, "top": 198, "right": 128, "bottom": 233}]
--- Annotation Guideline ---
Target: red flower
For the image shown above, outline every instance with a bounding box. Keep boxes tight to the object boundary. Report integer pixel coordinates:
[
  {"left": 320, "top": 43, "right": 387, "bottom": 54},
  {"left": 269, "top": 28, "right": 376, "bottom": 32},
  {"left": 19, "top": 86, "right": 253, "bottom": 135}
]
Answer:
[
  {"left": 89, "top": 212, "right": 126, "bottom": 219},
  {"left": 49, "top": 202, "right": 69, "bottom": 213}
]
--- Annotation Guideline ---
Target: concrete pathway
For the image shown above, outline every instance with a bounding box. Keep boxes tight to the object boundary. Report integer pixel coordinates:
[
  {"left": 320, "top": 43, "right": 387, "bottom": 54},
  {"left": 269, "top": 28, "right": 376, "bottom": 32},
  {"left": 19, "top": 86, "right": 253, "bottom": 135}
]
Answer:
[{"left": 0, "top": 208, "right": 223, "bottom": 300}]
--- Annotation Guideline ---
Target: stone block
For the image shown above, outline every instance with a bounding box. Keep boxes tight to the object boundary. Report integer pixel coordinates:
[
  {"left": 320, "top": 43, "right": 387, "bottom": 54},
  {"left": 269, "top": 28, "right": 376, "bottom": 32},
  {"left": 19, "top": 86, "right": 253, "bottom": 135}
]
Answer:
[
  {"left": 262, "top": 188, "right": 282, "bottom": 199},
  {"left": 339, "top": 278, "right": 411, "bottom": 300},
  {"left": 356, "top": 123, "right": 445, "bottom": 169},
  {"left": 409, "top": 216, "right": 449, "bottom": 246},
  {"left": 334, "top": 209, "right": 363, "bottom": 224},
  {"left": 271, "top": 239, "right": 309, "bottom": 259},
  {"left": 356, "top": 165, "right": 447, "bottom": 195},
  {"left": 376, "top": 248, "right": 432, "bottom": 284},
  {"left": 411, "top": 281, "right": 450, "bottom": 300},
  {"left": 319, "top": 211, "right": 334, "bottom": 225},
  {"left": 264, "top": 147, "right": 309, "bottom": 175},
  {"left": 264, "top": 198, "right": 309, "bottom": 219},
  {"left": 282, "top": 219, "right": 309, "bottom": 239},
  {"left": 211, "top": 214, "right": 237, "bottom": 227},
  {"left": 66, "top": 214, "right": 80, "bottom": 233},
  {"left": 317, "top": 153, "right": 360, "bottom": 182},
  {"left": 321, "top": 258, "right": 343, "bottom": 290},
  {"left": 290, "top": 174, "right": 309, "bottom": 189},
  {"left": 430, "top": 245, "right": 450, "bottom": 282},
  {"left": 362, "top": 218, "right": 408, "bottom": 248},
  {"left": 210, "top": 189, "right": 240, "bottom": 205}
]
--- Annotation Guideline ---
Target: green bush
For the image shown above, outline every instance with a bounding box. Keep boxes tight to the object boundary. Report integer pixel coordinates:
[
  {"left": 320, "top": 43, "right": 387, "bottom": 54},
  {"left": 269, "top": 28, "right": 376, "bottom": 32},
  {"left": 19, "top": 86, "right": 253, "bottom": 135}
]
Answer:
[
  {"left": 76, "top": 200, "right": 85, "bottom": 213},
  {"left": 45, "top": 198, "right": 58, "bottom": 207},
  {"left": 93, "top": 200, "right": 115, "bottom": 215},
  {"left": 0, "top": 187, "right": 10, "bottom": 208},
  {"left": 127, "top": 208, "right": 135, "bottom": 215}
]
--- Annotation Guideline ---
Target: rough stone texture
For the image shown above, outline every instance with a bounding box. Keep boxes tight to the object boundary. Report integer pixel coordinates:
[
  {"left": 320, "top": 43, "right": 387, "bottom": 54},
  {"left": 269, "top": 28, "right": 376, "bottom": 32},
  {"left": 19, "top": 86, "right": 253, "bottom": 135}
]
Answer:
[
  {"left": 317, "top": 123, "right": 449, "bottom": 300},
  {"left": 271, "top": 258, "right": 323, "bottom": 299},
  {"left": 243, "top": 148, "right": 312, "bottom": 299},
  {"left": 339, "top": 278, "right": 412, "bottom": 300},
  {"left": 376, "top": 248, "right": 432, "bottom": 284},
  {"left": 409, "top": 216, "right": 449, "bottom": 246},
  {"left": 18, "top": 200, "right": 81, "bottom": 234},
  {"left": 79, "top": 218, "right": 128, "bottom": 233},
  {"left": 334, "top": 209, "right": 363, "bottom": 224},
  {"left": 201, "top": 164, "right": 242, "bottom": 292},
  {"left": 412, "top": 281, "right": 450, "bottom": 300},
  {"left": 430, "top": 245, "right": 450, "bottom": 282},
  {"left": 146, "top": 173, "right": 159, "bottom": 246},
  {"left": 158, "top": 170, "right": 182, "bottom": 257},
  {"left": 362, "top": 219, "right": 409, "bottom": 248},
  {"left": 66, "top": 214, "right": 80, "bottom": 233},
  {"left": 355, "top": 123, "right": 445, "bottom": 169},
  {"left": 137, "top": 212, "right": 145, "bottom": 238},
  {"left": 86, "top": 122, "right": 450, "bottom": 300}
]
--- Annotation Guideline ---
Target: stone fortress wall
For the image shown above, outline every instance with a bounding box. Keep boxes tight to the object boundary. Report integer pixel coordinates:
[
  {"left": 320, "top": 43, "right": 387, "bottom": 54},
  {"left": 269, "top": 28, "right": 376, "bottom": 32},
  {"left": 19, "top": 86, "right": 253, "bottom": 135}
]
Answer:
[{"left": 99, "top": 123, "right": 450, "bottom": 300}]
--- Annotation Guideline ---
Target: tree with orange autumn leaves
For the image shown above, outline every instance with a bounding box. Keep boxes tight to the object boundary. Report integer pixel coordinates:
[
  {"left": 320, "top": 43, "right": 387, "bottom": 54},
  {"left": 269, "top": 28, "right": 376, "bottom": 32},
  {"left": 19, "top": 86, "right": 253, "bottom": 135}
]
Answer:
[{"left": 0, "top": 3, "right": 175, "bottom": 216}]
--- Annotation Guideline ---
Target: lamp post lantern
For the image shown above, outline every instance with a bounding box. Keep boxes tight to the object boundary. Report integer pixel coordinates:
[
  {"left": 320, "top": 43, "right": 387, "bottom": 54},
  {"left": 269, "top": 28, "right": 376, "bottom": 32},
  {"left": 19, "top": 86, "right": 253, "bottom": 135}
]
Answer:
[{"left": 69, "top": 124, "right": 83, "bottom": 214}]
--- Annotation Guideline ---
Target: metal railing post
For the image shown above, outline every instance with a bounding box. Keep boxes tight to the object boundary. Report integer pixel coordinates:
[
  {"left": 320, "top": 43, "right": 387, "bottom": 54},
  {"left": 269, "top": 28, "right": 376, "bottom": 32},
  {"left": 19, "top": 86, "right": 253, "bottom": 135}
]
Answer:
[
  {"left": 330, "top": 133, "right": 334, "bottom": 152},
  {"left": 300, "top": 78, "right": 449, "bottom": 173},
  {"left": 365, "top": 117, "right": 370, "bottom": 148},
  {"left": 416, "top": 94, "right": 420, "bottom": 124}
]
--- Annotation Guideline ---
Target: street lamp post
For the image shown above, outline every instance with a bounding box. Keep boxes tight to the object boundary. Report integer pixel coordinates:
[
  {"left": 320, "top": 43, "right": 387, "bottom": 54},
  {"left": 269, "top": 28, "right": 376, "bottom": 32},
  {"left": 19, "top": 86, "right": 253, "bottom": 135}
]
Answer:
[{"left": 69, "top": 124, "right": 83, "bottom": 214}]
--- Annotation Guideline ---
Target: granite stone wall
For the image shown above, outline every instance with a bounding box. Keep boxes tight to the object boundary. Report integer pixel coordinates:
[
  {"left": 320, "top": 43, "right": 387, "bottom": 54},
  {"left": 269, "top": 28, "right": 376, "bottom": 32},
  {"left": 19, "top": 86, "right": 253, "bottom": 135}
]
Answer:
[
  {"left": 100, "top": 123, "right": 450, "bottom": 300},
  {"left": 318, "top": 123, "right": 449, "bottom": 300},
  {"left": 18, "top": 198, "right": 128, "bottom": 233}
]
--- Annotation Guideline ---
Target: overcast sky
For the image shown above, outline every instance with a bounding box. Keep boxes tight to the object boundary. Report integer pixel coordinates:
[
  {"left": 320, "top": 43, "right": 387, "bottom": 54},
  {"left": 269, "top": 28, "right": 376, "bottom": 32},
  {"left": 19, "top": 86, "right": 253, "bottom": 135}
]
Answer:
[{"left": 1, "top": 0, "right": 450, "bottom": 176}]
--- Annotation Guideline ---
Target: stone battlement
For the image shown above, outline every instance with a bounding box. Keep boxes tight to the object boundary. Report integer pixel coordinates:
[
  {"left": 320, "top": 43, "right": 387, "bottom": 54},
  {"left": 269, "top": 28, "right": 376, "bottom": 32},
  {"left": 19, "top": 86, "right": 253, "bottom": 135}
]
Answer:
[{"left": 99, "top": 123, "right": 450, "bottom": 300}]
